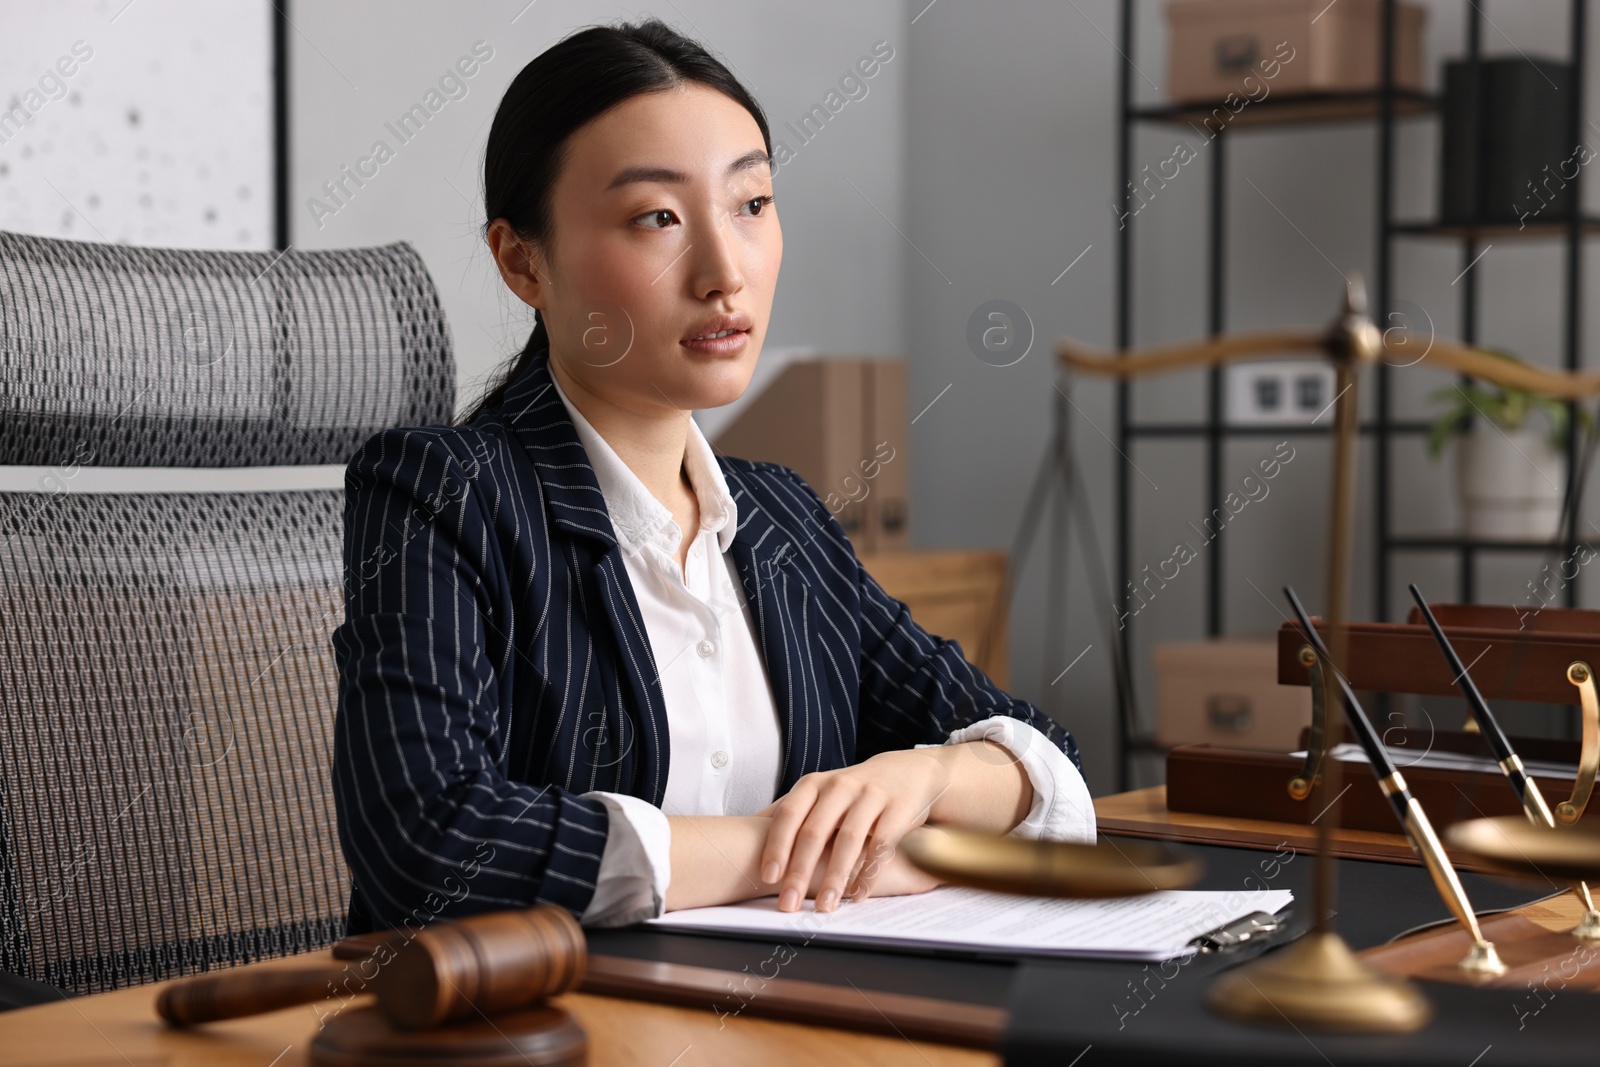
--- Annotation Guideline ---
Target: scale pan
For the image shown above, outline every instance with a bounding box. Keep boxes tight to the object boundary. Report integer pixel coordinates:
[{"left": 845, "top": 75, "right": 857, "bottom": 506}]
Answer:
[
  {"left": 900, "top": 825, "right": 1203, "bottom": 898},
  {"left": 1446, "top": 816, "right": 1600, "bottom": 882}
]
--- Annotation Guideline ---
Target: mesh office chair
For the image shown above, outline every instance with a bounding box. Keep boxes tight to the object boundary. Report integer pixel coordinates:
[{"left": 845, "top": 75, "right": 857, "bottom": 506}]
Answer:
[{"left": 0, "top": 230, "right": 455, "bottom": 997}]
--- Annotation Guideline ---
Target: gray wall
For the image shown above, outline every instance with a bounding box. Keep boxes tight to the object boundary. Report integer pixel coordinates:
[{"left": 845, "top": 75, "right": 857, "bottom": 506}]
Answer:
[{"left": 292, "top": 1, "right": 1600, "bottom": 797}]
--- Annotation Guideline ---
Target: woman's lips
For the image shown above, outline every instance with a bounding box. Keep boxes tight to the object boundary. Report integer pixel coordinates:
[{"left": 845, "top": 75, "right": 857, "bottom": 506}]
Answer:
[{"left": 680, "top": 329, "right": 750, "bottom": 356}]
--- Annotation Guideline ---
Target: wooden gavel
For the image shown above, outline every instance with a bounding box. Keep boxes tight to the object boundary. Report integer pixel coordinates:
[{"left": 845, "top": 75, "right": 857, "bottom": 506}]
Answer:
[
  {"left": 157, "top": 905, "right": 586, "bottom": 1031},
  {"left": 159, "top": 899, "right": 1015, "bottom": 1054}
]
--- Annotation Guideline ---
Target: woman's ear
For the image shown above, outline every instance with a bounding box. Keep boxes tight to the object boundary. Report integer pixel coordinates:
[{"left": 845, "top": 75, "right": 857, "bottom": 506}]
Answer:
[{"left": 487, "top": 218, "right": 546, "bottom": 311}]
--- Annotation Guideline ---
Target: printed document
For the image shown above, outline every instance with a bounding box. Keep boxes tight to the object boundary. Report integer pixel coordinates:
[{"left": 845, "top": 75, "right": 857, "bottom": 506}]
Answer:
[{"left": 648, "top": 886, "right": 1293, "bottom": 961}]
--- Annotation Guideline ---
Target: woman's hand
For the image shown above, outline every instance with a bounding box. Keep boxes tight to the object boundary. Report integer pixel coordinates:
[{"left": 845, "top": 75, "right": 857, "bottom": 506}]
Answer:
[
  {"left": 846, "top": 829, "right": 945, "bottom": 900},
  {"left": 755, "top": 748, "right": 954, "bottom": 913}
]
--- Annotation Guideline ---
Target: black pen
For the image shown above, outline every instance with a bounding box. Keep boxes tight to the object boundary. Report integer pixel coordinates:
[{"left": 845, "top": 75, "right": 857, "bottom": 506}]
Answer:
[
  {"left": 1409, "top": 582, "right": 1600, "bottom": 938},
  {"left": 1408, "top": 584, "right": 1553, "bottom": 824},
  {"left": 1285, "top": 585, "right": 1505, "bottom": 975}
]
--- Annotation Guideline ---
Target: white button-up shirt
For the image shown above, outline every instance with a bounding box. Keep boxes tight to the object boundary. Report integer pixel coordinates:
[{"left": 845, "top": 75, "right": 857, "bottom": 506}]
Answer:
[{"left": 549, "top": 371, "right": 1095, "bottom": 927}]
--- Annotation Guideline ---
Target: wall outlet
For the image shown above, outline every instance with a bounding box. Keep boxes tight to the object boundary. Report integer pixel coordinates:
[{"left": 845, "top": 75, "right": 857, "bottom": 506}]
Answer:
[{"left": 1225, "top": 361, "right": 1336, "bottom": 425}]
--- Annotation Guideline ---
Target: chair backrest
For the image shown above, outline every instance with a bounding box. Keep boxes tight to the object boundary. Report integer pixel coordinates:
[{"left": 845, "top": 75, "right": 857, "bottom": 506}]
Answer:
[{"left": 0, "top": 230, "right": 455, "bottom": 995}]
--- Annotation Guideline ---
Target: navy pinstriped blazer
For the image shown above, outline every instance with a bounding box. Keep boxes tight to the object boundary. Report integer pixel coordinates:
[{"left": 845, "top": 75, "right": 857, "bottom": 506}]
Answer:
[{"left": 330, "top": 346, "right": 1082, "bottom": 935}]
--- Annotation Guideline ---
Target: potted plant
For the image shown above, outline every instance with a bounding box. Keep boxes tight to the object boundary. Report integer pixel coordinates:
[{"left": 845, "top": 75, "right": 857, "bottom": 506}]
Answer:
[{"left": 1427, "top": 349, "right": 1589, "bottom": 541}]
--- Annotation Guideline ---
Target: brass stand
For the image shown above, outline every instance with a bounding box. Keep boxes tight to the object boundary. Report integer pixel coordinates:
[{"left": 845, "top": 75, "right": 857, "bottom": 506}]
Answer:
[
  {"left": 1206, "top": 931, "right": 1429, "bottom": 1032},
  {"left": 1205, "top": 279, "right": 1431, "bottom": 1030},
  {"left": 1062, "top": 277, "right": 1432, "bottom": 1030}
]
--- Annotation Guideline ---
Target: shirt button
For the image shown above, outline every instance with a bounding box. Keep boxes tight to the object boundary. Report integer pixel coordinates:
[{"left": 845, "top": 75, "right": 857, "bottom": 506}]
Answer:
[
  {"left": 697, "top": 639, "right": 716, "bottom": 657},
  {"left": 711, "top": 750, "right": 729, "bottom": 769}
]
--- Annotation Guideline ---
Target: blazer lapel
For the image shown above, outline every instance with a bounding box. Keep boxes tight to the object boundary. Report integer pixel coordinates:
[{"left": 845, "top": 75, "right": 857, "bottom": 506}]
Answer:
[{"left": 500, "top": 350, "right": 671, "bottom": 804}]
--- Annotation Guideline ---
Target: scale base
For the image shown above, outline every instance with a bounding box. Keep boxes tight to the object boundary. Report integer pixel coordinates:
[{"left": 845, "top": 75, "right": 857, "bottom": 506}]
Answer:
[{"left": 1207, "top": 931, "right": 1431, "bottom": 1033}]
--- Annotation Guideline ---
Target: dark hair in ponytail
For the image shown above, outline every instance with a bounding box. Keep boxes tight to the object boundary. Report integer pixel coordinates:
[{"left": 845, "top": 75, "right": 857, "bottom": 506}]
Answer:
[{"left": 458, "top": 17, "right": 773, "bottom": 424}]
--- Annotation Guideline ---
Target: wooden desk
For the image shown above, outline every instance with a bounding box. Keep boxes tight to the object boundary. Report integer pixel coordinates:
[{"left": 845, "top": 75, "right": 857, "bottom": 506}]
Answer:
[{"left": 0, "top": 948, "right": 995, "bottom": 1066}]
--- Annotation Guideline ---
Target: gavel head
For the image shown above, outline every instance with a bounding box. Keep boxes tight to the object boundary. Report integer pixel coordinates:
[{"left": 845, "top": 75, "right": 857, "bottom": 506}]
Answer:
[{"left": 374, "top": 905, "right": 588, "bottom": 1030}]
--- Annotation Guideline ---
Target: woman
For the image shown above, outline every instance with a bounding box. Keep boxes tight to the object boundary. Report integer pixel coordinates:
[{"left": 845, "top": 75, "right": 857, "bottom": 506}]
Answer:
[{"left": 331, "top": 17, "right": 1093, "bottom": 936}]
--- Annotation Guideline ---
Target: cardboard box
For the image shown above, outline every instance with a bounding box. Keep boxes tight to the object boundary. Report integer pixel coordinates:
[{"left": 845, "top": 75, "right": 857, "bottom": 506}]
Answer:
[
  {"left": 1166, "top": 0, "right": 1427, "bottom": 105},
  {"left": 712, "top": 356, "right": 910, "bottom": 553},
  {"left": 864, "top": 359, "right": 910, "bottom": 554},
  {"left": 1154, "top": 638, "right": 1311, "bottom": 751}
]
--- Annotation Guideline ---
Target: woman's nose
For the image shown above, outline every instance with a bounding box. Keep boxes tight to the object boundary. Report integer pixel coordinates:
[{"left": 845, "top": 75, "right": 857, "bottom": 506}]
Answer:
[{"left": 688, "top": 206, "right": 746, "bottom": 299}]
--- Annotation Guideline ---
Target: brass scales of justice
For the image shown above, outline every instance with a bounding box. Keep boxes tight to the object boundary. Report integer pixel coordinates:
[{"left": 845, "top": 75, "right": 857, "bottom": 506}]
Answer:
[{"left": 918, "top": 272, "right": 1600, "bottom": 1032}]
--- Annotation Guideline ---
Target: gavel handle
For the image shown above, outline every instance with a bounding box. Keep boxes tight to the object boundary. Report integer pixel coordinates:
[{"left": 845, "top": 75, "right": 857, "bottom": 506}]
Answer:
[{"left": 157, "top": 964, "right": 347, "bottom": 1025}]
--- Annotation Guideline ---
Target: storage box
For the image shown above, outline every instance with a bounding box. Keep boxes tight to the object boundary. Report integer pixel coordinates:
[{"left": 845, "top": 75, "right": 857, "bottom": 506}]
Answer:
[
  {"left": 1166, "top": 0, "right": 1427, "bottom": 105},
  {"left": 1154, "top": 638, "right": 1311, "bottom": 750},
  {"left": 711, "top": 356, "right": 910, "bottom": 553},
  {"left": 863, "top": 359, "right": 910, "bottom": 554}
]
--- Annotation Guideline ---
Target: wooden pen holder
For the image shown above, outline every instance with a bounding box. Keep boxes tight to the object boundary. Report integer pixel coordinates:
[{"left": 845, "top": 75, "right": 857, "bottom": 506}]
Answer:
[{"left": 1167, "top": 602, "right": 1600, "bottom": 837}]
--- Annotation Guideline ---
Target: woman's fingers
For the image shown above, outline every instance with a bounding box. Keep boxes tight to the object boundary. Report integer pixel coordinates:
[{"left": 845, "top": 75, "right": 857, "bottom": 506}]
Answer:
[
  {"left": 773, "top": 781, "right": 860, "bottom": 912},
  {"left": 846, "top": 802, "right": 918, "bottom": 903},
  {"left": 846, "top": 838, "right": 891, "bottom": 903},
  {"left": 814, "top": 796, "right": 887, "bottom": 912},
  {"left": 758, "top": 777, "right": 819, "bottom": 887}
]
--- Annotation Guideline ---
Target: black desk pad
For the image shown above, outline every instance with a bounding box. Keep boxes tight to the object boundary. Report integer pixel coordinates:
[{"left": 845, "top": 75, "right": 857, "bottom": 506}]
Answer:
[
  {"left": 590, "top": 838, "right": 1553, "bottom": 1019},
  {"left": 1004, "top": 841, "right": 1574, "bottom": 1065},
  {"left": 586, "top": 924, "right": 1018, "bottom": 1008},
  {"left": 1006, "top": 971, "right": 1593, "bottom": 1065}
]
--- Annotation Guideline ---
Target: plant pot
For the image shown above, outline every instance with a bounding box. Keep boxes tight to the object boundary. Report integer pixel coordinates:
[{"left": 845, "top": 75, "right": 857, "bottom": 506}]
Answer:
[{"left": 1454, "top": 424, "right": 1566, "bottom": 541}]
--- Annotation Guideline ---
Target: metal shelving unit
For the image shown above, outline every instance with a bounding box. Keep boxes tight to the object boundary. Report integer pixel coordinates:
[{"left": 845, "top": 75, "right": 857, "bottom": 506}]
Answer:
[{"left": 1111, "top": 0, "right": 1592, "bottom": 788}]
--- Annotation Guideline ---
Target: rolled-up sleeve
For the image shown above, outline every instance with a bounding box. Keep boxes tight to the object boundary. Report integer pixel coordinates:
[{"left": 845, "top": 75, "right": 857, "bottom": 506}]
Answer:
[
  {"left": 331, "top": 427, "right": 611, "bottom": 932},
  {"left": 579, "top": 792, "right": 672, "bottom": 926},
  {"left": 917, "top": 716, "right": 1096, "bottom": 842}
]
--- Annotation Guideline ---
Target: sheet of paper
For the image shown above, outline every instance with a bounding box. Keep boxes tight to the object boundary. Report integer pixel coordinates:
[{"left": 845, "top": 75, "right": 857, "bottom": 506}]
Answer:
[{"left": 647, "top": 886, "right": 1293, "bottom": 961}]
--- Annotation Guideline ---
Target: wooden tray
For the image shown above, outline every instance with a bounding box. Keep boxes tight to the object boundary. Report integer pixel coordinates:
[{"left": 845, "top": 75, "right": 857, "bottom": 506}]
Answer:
[
  {"left": 1165, "top": 728, "right": 1593, "bottom": 835},
  {"left": 1360, "top": 899, "right": 1600, "bottom": 990}
]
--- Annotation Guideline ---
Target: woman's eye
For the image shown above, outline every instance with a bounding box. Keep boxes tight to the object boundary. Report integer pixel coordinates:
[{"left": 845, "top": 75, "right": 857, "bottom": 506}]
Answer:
[
  {"left": 739, "top": 194, "right": 776, "bottom": 217},
  {"left": 634, "top": 209, "right": 677, "bottom": 229}
]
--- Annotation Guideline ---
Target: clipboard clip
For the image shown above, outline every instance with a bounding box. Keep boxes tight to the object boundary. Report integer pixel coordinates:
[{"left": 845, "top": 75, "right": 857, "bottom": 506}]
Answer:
[{"left": 1189, "top": 911, "right": 1281, "bottom": 953}]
